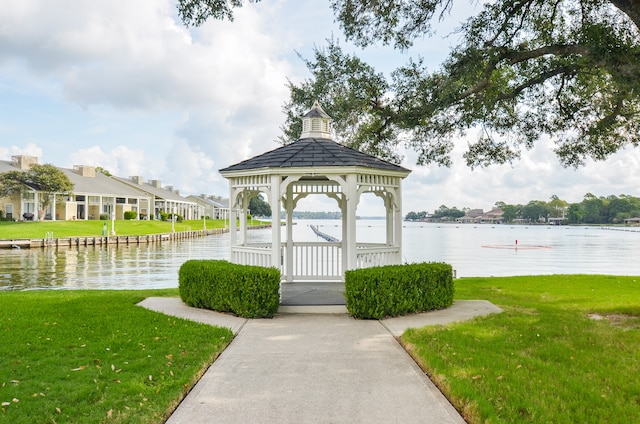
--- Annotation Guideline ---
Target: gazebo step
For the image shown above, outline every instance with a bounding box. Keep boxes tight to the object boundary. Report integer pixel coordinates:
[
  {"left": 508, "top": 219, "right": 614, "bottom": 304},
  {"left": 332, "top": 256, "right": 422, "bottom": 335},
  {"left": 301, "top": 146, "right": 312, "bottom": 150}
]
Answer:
[
  {"left": 280, "top": 281, "right": 346, "bottom": 306},
  {"left": 278, "top": 305, "right": 348, "bottom": 314}
]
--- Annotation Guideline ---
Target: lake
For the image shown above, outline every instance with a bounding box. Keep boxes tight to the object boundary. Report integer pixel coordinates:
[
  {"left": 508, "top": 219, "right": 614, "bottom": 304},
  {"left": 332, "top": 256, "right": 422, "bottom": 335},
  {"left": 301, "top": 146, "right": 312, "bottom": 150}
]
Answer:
[{"left": 1, "top": 219, "right": 639, "bottom": 290}]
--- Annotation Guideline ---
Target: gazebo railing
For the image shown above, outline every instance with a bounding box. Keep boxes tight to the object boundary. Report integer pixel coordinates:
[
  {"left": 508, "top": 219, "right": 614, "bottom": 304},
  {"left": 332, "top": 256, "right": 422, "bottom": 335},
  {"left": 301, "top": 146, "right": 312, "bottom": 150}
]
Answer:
[
  {"left": 282, "top": 242, "right": 342, "bottom": 281},
  {"left": 356, "top": 243, "right": 401, "bottom": 268},
  {"left": 232, "top": 242, "right": 401, "bottom": 282},
  {"left": 231, "top": 244, "right": 272, "bottom": 268}
]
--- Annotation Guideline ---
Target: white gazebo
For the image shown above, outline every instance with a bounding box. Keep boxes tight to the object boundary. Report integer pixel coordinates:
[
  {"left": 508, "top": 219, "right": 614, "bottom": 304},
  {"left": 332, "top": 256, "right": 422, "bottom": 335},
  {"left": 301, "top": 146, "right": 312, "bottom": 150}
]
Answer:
[{"left": 219, "top": 102, "right": 411, "bottom": 283}]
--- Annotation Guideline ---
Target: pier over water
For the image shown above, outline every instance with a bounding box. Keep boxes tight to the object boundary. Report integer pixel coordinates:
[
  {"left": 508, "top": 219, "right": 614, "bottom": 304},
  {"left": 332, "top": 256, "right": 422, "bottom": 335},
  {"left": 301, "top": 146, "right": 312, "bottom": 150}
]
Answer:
[{"left": 310, "top": 224, "right": 339, "bottom": 242}]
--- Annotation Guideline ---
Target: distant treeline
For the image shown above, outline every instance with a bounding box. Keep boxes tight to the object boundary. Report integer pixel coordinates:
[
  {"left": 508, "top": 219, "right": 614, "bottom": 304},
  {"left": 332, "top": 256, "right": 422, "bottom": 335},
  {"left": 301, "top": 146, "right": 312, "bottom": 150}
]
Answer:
[
  {"left": 281, "top": 211, "right": 343, "bottom": 220},
  {"left": 406, "top": 194, "right": 640, "bottom": 224}
]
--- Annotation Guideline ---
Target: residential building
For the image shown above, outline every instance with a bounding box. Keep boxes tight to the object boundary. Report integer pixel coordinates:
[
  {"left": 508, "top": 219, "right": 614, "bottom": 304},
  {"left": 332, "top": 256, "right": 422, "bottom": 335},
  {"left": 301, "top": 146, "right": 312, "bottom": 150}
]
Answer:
[
  {"left": 0, "top": 155, "right": 215, "bottom": 221},
  {"left": 187, "top": 194, "right": 230, "bottom": 220},
  {"left": 111, "top": 176, "right": 199, "bottom": 220}
]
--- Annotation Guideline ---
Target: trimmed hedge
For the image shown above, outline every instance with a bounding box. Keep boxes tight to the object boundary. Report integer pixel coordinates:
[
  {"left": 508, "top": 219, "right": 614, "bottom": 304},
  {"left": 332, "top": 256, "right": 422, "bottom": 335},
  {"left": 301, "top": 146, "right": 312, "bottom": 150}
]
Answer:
[
  {"left": 123, "top": 210, "right": 137, "bottom": 220},
  {"left": 179, "top": 260, "right": 280, "bottom": 318},
  {"left": 345, "top": 262, "right": 454, "bottom": 319},
  {"left": 160, "top": 212, "right": 183, "bottom": 222}
]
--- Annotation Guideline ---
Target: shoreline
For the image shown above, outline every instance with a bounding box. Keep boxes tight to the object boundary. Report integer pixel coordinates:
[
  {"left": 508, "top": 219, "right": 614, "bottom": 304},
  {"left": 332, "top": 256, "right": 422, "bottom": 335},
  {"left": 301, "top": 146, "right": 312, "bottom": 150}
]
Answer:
[{"left": 0, "top": 224, "right": 272, "bottom": 249}]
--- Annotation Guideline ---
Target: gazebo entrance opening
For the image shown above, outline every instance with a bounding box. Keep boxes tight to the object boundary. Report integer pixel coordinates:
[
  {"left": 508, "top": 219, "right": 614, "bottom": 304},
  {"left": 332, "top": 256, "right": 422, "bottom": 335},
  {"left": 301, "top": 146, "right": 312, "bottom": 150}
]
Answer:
[{"left": 219, "top": 102, "right": 411, "bottom": 285}]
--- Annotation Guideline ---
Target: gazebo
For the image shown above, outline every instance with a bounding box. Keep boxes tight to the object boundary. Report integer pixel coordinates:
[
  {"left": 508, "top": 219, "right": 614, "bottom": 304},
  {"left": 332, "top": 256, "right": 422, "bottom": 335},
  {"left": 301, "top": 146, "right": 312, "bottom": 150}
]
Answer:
[{"left": 219, "top": 102, "right": 411, "bottom": 284}]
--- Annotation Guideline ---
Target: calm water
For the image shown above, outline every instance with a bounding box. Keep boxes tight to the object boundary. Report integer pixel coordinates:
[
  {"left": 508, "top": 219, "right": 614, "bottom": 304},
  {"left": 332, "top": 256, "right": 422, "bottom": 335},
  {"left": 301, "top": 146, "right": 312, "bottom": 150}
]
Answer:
[{"left": 1, "top": 220, "right": 639, "bottom": 290}]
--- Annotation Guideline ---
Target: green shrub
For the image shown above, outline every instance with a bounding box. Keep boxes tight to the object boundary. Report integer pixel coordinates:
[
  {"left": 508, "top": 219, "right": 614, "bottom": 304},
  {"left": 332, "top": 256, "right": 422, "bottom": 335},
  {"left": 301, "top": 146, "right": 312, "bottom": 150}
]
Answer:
[
  {"left": 123, "top": 210, "right": 137, "bottom": 220},
  {"left": 179, "top": 260, "right": 280, "bottom": 318},
  {"left": 99, "top": 213, "right": 109, "bottom": 220},
  {"left": 160, "top": 212, "right": 183, "bottom": 222},
  {"left": 345, "top": 262, "right": 454, "bottom": 319}
]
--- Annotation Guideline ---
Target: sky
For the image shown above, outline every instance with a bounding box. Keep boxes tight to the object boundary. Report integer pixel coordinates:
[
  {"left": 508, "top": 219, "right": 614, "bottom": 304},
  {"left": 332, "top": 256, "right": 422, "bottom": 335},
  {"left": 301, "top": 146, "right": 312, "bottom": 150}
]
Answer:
[{"left": 1, "top": 0, "right": 639, "bottom": 216}]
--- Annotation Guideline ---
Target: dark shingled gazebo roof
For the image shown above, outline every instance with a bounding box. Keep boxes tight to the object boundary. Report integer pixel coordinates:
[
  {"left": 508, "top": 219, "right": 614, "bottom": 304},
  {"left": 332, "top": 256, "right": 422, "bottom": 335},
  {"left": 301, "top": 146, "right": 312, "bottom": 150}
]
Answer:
[{"left": 219, "top": 138, "right": 409, "bottom": 173}]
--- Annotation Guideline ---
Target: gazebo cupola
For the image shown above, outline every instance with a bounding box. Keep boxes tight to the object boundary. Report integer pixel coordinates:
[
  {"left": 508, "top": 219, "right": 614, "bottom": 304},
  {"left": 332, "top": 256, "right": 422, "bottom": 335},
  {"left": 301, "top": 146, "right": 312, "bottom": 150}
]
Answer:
[
  {"left": 300, "top": 100, "right": 332, "bottom": 139},
  {"left": 219, "top": 102, "right": 411, "bottom": 284}
]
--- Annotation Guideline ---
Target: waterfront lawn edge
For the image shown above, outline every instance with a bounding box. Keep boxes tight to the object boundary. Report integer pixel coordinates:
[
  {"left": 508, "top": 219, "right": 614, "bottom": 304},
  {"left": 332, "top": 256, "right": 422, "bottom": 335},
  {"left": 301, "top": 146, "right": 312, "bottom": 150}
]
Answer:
[
  {"left": 402, "top": 274, "right": 640, "bottom": 424},
  {"left": 0, "top": 289, "right": 233, "bottom": 423}
]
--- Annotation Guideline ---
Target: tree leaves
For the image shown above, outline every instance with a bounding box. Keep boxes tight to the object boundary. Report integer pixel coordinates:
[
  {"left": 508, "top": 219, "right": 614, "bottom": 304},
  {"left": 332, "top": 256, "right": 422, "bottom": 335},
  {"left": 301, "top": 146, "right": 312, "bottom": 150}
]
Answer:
[
  {"left": 177, "top": 0, "right": 258, "bottom": 26},
  {"left": 175, "top": 0, "right": 640, "bottom": 167},
  {"left": 0, "top": 163, "right": 74, "bottom": 216},
  {"left": 331, "top": 0, "right": 455, "bottom": 50},
  {"left": 290, "top": 0, "right": 640, "bottom": 167},
  {"left": 280, "top": 38, "right": 402, "bottom": 163}
]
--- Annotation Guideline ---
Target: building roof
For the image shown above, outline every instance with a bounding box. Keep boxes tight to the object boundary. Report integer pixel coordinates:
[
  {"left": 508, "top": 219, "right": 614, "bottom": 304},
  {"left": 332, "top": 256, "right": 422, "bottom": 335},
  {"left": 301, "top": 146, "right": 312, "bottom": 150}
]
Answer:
[
  {"left": 187, "top": 195, "right": 229, "bottom": 209},
  {"left": 0, "top": 160, "right": 146, "bottom": 198},
  {"left": 303, "top": 101, "right": 331, "bottom": 119},
  {"left": 0, "top": 159, "right": 26, "bottom": 174},
  {"left": 220, "top": 101, "right": 410, "bottom": 175},
  {"left": 219, "top": 137, "right": 409, "bottom": 173},
  {"left": 61, "top": 168, "right": 147, "bottom": 197},
  {"left": 113, "top": 176, "right": 193, "bottom": 202}
]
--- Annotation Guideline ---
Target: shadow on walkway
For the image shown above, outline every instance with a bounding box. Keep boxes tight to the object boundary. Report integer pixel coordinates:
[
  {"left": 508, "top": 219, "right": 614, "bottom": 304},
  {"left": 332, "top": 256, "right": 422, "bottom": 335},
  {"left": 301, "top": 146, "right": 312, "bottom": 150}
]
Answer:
[{"left": 280, "top": 281, "right": 345, "bottom": 306}]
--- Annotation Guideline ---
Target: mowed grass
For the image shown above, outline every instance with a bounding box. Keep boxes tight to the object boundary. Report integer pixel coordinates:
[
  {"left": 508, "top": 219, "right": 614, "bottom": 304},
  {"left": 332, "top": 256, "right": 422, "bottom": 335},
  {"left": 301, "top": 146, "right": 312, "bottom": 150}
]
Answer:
[
  {"left": 0, "top": 289, "right": 232, "bottom": 423},
  {"left": 402, "top": 275, "right": 640, "bottom": 423},
  {"left": 0, "top": 218, "right": 268, "bottom": 239}
]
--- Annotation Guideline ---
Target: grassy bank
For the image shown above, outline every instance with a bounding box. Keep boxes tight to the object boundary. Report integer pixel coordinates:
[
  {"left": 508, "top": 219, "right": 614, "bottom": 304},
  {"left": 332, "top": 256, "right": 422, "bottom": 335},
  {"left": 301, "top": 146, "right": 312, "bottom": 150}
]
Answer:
[
  {"left": 0, "top": 289, "right": 232, "bottom": 423},
  {"left": 2, "top": 275, "right": 638, "bottom": 423},
  {"left": 0, "top": 218, "right": 268, "bottom": 239},
  {"left": 403, "top": 275, "right": 640, "bottom": 423}
]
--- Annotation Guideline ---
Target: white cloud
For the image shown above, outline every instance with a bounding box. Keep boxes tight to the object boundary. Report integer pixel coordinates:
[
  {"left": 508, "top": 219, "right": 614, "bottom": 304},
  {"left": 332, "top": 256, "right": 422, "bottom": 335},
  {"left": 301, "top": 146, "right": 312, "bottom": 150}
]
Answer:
[
  {"left": 1, "top": 0, "right": 639, "bottom": 217},
  {"left": 69, "top": 146, "right": 150, "bottom": 177},
  {"left": 401, "top": 135, "right": 640, "bottom": 214},
  {"left": 0, "top": 143, "right": 42, "bottom": 161}
]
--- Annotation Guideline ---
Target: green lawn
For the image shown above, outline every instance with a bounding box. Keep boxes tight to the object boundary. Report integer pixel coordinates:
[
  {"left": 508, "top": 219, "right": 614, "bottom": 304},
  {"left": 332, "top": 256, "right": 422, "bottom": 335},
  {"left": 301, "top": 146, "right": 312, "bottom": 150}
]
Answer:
[
  {"left": 0, "top": 289, "right": 232, "bottom": 423},
  {"left": 402, "top": 275, "right": 640, "bottom": 424},
  {"left": 0, "top": 218, "right": 267, "bottom": 239},
  {"left": 2, "top": 272, "right": 638, "bottom": 423}
]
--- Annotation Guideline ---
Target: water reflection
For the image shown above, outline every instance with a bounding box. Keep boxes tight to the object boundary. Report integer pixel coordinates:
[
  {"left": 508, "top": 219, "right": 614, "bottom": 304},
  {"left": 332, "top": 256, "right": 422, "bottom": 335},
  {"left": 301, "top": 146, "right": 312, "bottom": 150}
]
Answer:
[
  {"left": 1, "top": 233, "right": 232, "bottom": 291},
  {"left": 1, "top": 222, "right": 639, "bottom": 291}
]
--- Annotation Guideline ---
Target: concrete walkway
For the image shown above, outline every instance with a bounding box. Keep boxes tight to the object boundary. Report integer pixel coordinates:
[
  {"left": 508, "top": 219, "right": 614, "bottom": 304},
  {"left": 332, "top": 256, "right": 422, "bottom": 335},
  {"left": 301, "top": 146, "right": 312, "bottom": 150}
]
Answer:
[{"left": 138, "top": 298, "right": 501, "bottom": 424}]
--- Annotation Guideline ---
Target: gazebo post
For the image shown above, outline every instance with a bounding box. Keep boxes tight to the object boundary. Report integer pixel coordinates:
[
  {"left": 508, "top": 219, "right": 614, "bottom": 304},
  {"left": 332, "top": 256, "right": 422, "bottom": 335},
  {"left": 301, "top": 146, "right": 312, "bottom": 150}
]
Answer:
[
  {"left": 285, "top": 186, "right": 295, "bottom": 283},
  {"left": 345, "top": 174, "right": 358, "bottom": 270},
  {"left": 228, "top": 180, "right": 237, "bottom": 250},
  {"left": 339, "top": 196, "right": 347, "bottom": 276},
  {"left": 239, "top": 194, "right": 248, "bottom": 245},
  {"left": 269, "top": 175, "right": 281, "bottom": 269},
  {"left": 385, "top": 195, "right": 393, "bottom": 246},
  {"left": 395, "top": 185, "right": 403, "bottom": 260}
]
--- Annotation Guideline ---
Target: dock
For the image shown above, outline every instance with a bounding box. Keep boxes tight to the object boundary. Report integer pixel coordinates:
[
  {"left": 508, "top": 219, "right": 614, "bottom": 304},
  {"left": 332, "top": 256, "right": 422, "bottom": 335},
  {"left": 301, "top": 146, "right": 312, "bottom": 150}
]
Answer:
[
  {"left": 0, "top": 225, "right": 271, "bottom": 249},
  {"left": 309, "top": 224, "right": 340, "bottom": 242}
]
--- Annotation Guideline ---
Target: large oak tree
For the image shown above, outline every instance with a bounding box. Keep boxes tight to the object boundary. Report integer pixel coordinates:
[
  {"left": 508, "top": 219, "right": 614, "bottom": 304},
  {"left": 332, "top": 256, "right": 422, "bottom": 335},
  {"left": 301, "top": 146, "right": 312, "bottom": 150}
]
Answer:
[
  {"left": 178, "top": 0, "right": 640, "bottom": 167},
  {"left": 0, "top": 164, "right": 74, "bottom": 220}
]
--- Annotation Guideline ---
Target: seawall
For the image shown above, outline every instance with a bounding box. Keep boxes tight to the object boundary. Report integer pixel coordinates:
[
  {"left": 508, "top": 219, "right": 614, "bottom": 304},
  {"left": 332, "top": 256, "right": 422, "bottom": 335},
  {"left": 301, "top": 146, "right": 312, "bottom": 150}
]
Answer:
[{"left": 0, "top": 225, "right": 272, "bottom": 249}]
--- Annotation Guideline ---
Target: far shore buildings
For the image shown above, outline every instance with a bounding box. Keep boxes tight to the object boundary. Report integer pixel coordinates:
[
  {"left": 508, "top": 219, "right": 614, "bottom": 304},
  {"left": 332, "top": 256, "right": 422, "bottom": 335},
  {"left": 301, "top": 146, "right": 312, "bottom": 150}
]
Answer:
[
  {"left": 0, "top": 155, "right": 229, "bottom": 222},
  {"left": 456, "top": 208, "right": 504, "bottom": 224}
]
